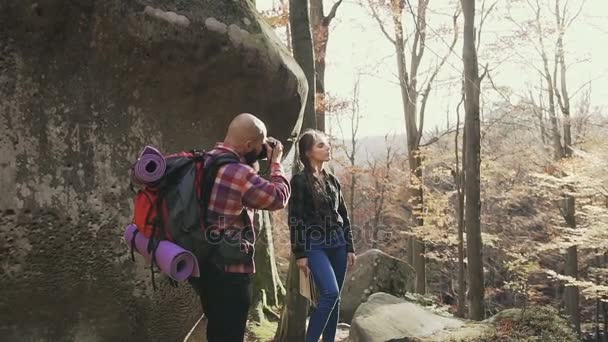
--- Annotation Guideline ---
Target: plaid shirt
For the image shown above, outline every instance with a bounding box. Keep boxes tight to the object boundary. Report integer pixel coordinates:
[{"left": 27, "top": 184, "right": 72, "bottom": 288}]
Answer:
[{"left": 205, "top": 142, "right": 290, "bottom": 273}]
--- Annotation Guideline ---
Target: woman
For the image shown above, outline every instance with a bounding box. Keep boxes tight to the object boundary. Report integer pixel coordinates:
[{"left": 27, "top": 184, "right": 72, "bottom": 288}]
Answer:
[{"left": 289, "top": 129, "right": 357, "bottom": 342}]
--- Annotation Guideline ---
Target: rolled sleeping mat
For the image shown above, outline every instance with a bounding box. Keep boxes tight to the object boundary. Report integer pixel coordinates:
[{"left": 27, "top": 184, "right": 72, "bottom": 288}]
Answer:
[
  {"left": 123, "top": 224, "right": 200, "bottom": 281},
  {"left": 131, "top": 146, "right": 166, "bottom": 186}
]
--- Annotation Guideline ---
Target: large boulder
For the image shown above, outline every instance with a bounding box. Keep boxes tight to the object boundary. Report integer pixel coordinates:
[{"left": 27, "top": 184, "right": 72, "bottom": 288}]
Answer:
[
  {"left": 350, "top": 294, "right": 576, "bottom": 342},
  {"left": 340, "top": 249, "right": 415, "bottom": 323},
  {"left": 349, "top": 293, "right": 492, "bottom": 342},
  {"left": 0, "top": 0, "right": 306, "bottom": 341}
]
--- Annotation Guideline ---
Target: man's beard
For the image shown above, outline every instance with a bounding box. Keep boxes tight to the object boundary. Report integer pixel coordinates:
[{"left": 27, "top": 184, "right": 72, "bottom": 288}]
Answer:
[{"left": 243, "top": 150, "right": 259, "bottom": 166}]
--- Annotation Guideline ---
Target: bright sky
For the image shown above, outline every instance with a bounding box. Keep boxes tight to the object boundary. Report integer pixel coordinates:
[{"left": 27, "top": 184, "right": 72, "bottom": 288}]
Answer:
[{"left": 257, "top": 0, "right": 608, "bottom": 139}]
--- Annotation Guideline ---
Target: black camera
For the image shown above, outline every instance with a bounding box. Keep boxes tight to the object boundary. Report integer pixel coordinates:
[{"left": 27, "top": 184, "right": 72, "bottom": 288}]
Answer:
[{"left": 257, "top": 140, "right": 277, "bottom": 160}]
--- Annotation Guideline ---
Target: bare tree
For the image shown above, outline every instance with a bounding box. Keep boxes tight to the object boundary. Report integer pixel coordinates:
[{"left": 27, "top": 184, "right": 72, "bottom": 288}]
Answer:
[
  {"left": 551, "top": 4, "right": 581, "bottom": 328},
  {"left": 366, "top": 135, "right": 398, "bottom": 249},
  {"left": 454, "top": 0, "right": 492, "bottom": 307},
  {"left": 461, "top": 0, "right": 485, "bottom": 321},
  {"left": 328, "top": 72, "right": 363, "bottom": 248},
  {"left": 508, "top": 0, "right": 564, "bottom": 159},
  {"left": 547, "top": 0, "right": 585, "bottom": 333},
  {"left": 526, "top": 77, "right": 548, "bottom": 146},
  {"left": 366, "top": 0, "right": 459, "bottom": 294},
  {"left": 310, "top": 0, "right": 345, "bottom": 131},
  {"left": 509, "top": 0, "right": 586, "bottom": 331},
  {"left": 340, "top": 75, "right": 363, "bottom": 228},
  {"left": 553, "top": 0, "right": 585, "bottom": 158}
]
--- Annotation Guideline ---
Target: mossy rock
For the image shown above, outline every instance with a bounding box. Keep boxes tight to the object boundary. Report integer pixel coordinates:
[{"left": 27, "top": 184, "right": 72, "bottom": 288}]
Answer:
[{"left": 467, "top": 306, "right": 578, "bottom": 342}]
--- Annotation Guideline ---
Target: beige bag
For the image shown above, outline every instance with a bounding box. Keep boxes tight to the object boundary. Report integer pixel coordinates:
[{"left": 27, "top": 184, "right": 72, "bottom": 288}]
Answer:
[{"left": 299, "top": 269, "right": 318, "bottom": 307}]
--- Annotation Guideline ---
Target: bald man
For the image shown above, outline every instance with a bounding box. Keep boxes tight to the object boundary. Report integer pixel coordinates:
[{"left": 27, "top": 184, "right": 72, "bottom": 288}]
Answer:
[{"left": 189, "top": 113, "right": 290, "bottom": 342}]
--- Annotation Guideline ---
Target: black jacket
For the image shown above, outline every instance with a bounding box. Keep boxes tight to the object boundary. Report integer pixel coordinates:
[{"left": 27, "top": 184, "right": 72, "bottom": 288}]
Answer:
[{"left": 288, "top": 170, "right": 355, "bottom": 259}]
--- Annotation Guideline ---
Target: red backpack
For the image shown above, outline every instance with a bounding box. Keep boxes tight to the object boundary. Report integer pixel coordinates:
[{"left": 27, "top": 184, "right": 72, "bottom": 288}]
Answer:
[{"left": 128, "top": 148, "right": 240, "bottom": 288}]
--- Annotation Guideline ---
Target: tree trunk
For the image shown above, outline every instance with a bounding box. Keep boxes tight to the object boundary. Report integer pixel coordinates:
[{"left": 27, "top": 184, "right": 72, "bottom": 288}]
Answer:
[
  {"left": 310, "top": 0, "right": 343, "bottom": 132},
  {"left": 397, "top": 5, "right": 415, "bottom": 274},
  {"left": 392, "top": 0, "right": 425, "bottom": 294},
  {"left": 275, "top": 0, "right": 316, "bottom": 338},
  {"left": 596, "top": 297, "right": 600, "bottom": 342},
  {"left": 251, "top": 210, "right": 285, "bottom": 322},
  {"left": 455, "top": 100, "right": 466, "bottom": 318},
  {"left": 603, "top": 299, "right": 607, "bottom": 342},
  {"left": 274, "top": 255, "right": 309, "bottom": 341},
  {"left": 371, "top": 225, "right": 378, "bottom": 249},
  {"left": 289, "top": 0, "right": 316, "bottom": 131},
  {"left": 565, "top": 245, "right": 581, "bottom": 335},
  {"left": 553, "top": 0, "right": 573, "bottom": 157},
  {"left": 461, "top": 0, "right": 484, "bottom": 321},
  {"left": 546, "top": 2, "right": 579, "bottom": 332},
  {"left": 457, "top": 184, "right": 465, "bottom": 317},
  {"left": 310, "top": 0, "right": 327, "bottom": 132},
  {"left": 347, "top": 81, "right": 359, "bottom": 245},
  {"left": 558, "top": 57, "right": 572, "bottom": 157},
  {"left": 562, "top": 185, "right": 580, "bottom": 335},
  {"left": 407, "top": 238, "right": 415, "bottom": 270},
  {"left": 349, "top": 171, "right": 356, "bottom": 229},
  {"left": 410, "top": 154, "right": 426, "bottom": 294},
  {"left": 562, "top": 192, "right": 576, "bottom": 228},
  {"left": 546, "top": 75, "right": 563, "bottom": 160}
]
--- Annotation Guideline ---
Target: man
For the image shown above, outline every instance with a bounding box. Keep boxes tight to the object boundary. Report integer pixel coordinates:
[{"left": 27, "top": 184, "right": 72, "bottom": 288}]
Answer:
[{"left": 190, "top": 113, "right": 290, "bottom": 342}]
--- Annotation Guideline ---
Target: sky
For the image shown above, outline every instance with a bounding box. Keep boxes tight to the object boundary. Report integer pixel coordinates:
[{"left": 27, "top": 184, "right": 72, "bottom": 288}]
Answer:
[{"left": 256, "top": 0, "right": 608, "bottom": 139}]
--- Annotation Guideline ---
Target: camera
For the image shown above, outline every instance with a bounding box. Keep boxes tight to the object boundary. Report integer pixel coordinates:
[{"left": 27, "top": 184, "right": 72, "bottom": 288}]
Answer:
[{"left": 257, "top": 140, "right": 277, "bottom": 160}]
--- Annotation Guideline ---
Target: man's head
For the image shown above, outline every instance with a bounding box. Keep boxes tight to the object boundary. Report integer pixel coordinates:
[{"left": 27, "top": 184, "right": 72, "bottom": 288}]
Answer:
[{"left": 224, "top": 113, "right": 268, "bottom": 165}]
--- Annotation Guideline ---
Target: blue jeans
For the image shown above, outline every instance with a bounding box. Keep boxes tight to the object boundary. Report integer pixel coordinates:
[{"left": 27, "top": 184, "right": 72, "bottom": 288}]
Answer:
[{"left": 306, "top": 238, "right": 347, "bottom": 342}]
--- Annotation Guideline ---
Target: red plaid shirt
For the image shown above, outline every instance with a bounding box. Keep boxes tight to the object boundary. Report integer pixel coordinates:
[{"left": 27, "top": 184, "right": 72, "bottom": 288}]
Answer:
[{"left": 205, "top": 142, "right": 290, "bottom": 273}]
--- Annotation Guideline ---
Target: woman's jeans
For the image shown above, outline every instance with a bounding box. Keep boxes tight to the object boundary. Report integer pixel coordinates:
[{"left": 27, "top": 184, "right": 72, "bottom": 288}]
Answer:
[{"left": 306, "top": 236, "right": 348, "bottom": 342}]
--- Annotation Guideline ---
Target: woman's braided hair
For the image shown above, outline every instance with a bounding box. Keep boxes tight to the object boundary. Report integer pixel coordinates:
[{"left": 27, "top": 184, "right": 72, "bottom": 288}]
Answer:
[{"left": 297, "top": 129, "right": 328, "bottom": 214}]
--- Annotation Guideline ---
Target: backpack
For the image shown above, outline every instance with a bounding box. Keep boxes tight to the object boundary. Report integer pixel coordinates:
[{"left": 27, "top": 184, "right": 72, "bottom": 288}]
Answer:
[{"left": 128, "top": 147, "right": 241, "bottom": 289}]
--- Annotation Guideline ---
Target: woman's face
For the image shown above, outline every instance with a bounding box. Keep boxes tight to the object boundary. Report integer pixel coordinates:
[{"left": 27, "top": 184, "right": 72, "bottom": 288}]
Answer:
[{"left": 306, "top": 135, "right": 331, "bottom": 163}]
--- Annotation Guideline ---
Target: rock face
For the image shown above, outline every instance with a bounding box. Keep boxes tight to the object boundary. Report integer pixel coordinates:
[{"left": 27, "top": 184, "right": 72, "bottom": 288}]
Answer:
[
  {"left": 349, "top": 293, "right": 492, "bottom": 342},
  {"left": 340, "top": 249, "right": 415, "bottom": 323},
  {"left": 0, "top": 0, "right": 306, "bottom": 341}
]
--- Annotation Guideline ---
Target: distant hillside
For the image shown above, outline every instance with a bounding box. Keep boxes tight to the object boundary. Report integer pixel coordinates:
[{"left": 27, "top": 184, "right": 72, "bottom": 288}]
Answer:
[
  {"left": 279, "top": 134, "right": 408, "bottom": 177},
  {"left": 331, "top": 134, "right": 407, "bottom": 165}
]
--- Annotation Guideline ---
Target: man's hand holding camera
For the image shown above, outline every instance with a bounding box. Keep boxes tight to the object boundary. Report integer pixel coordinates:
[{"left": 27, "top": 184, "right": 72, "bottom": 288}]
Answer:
[{"left": 264, "top": 137, "right": 283, "bottom": 164}]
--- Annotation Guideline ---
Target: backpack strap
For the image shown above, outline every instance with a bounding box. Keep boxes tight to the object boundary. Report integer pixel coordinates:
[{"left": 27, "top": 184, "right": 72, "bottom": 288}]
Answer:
[
  {"left": 129, "top": 229, "right": 139, "bottom": 262},
  {"left": 200, "top": 153, "right": 241, "bottom": 227}
]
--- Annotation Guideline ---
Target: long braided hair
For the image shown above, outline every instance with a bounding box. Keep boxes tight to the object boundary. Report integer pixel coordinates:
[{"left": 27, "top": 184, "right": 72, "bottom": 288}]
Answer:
[{"left": 297, "top": 129, "right": 328, "bottom": 214}]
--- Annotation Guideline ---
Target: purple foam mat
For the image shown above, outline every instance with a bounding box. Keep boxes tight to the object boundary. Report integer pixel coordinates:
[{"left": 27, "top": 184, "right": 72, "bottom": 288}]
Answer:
[
  {"left": 131, "top": 146, "right": 166, "bottom": 186},
  {"left": 124, "top": 223, "right": 200, "bottom": 281}
]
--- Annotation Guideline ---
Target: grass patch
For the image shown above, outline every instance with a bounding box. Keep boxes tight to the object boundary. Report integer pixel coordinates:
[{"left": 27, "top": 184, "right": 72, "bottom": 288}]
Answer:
[{"left": 248, "top": 319, "right": 278, "bottom": 341}]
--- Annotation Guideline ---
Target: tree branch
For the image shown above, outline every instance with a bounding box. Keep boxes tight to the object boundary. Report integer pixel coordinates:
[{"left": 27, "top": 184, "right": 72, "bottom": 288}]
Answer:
[
  {"left": 477, "top": 0, "right": 498, "bottom": 53},
  {"left": 324, "top": 0, "right": 345, "bottom": 25},
  {"left": 416, "top": 8, "right": 460, "bottom": 147},
  {"left": 406, "top": 0, "right": 427, "bottom": 75},
  {"left": 566, "top": 0, "right": 585, "bottom": 29},
  {"left": 419, "top": 125, "right": 463, "bottom": 147},
  {"left": 366, "top": 0, "right": 396, "bottom": 45},
  {"left": 479, "top": 63, "right": 489, "bottom": 81}
]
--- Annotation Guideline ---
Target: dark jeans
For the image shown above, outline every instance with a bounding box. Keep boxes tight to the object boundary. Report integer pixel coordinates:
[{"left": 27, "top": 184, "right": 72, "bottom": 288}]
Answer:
[
  {"left": 189, "top": 263, "right": 252, "bottom": 342},
  {"left": 306, "top": 243, "right": 348, "bottom": 342}
]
